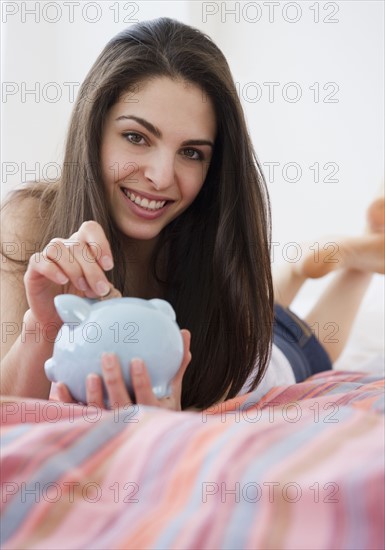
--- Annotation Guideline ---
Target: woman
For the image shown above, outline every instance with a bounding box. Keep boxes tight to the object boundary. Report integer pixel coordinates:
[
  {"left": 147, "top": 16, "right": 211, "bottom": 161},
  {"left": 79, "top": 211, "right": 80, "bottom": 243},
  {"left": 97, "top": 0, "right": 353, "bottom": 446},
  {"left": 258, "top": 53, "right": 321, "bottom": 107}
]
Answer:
[{"left": 1, "top": 18, "right": 383, "bottom": 411}]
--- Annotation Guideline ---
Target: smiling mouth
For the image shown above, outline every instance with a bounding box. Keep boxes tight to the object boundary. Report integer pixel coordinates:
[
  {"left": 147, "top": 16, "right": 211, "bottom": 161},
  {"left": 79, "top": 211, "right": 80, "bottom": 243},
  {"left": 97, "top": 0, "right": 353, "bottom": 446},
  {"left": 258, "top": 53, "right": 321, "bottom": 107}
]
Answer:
[{"left": 120, "top": 188, "right": 173, "bottom": 211}]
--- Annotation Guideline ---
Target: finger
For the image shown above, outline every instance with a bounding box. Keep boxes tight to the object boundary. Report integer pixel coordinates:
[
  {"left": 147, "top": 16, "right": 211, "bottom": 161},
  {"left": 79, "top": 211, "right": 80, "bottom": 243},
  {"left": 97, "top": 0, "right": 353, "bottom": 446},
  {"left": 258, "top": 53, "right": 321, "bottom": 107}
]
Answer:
[
  {"left": 25, "top": 251, "right": 70, "bottom": 289},
  {"left": 42, "top": 239, "right": 95, "bottom": 294},
  {"left": 101, "top": 353, "right": 133, "bottom": 408},
  {"left": 59, "top": 237, "right": 112, "bottom": 298},
  {"left": 35, "top": 221, "right": 114, "bottom": 298},
  {"left": 86, "top": 374, "right": 105, "bottom": 409},
  {"left": 56, "top": 382, "right": 76, "bottom": 404},
  {"left": 171, "top": 329, "right": 192, "bottom": 389},
  {"left": 130, "top": 358, "right": 158, "bottom": 406},
  {"left": 76, "top": 221, "right": 114, "bottom": 272}
]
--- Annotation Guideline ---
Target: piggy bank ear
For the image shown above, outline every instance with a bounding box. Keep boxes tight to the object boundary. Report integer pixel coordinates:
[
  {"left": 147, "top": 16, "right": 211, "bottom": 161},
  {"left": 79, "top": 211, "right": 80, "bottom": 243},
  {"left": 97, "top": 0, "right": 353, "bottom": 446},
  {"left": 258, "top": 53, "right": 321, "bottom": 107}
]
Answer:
[
  {"left": 54, "top": 294, "right": 91, "bottom": 323},
  {"left": 149, "top": 299, "right": 176, "bottom": 321}
]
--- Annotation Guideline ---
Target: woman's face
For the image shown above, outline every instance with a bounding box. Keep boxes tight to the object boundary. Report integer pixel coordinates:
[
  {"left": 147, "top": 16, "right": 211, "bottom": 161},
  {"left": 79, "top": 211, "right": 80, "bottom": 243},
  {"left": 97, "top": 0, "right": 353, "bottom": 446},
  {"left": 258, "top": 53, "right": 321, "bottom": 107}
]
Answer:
[{"left": 101, "top": 76, "right": 217, "bottom": 248}]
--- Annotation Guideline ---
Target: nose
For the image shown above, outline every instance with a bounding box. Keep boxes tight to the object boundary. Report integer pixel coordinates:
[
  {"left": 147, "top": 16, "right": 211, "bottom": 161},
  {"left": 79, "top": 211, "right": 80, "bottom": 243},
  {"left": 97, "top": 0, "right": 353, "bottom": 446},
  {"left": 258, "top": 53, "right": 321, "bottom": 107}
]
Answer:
[{"left": 143, "top": 150, "right": 175, "bottom": 191}]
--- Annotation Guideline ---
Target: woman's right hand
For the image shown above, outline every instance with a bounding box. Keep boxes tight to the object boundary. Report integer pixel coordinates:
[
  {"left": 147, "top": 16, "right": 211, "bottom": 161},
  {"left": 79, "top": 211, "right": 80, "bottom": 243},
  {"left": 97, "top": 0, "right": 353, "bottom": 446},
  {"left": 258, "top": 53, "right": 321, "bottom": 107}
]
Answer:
[{"left": 24, "top": 221, "right": 115, "bottom": 326}]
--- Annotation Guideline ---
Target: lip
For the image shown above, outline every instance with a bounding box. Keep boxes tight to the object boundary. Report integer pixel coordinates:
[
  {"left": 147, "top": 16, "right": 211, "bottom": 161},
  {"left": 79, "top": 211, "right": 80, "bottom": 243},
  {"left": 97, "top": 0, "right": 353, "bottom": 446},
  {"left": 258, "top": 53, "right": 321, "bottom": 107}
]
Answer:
[
  {"left": 121, "top": 187, "right": 175, "bottom": 202},
  {"left": 120, "top": 188, "right": 174, "bottom": 220}
]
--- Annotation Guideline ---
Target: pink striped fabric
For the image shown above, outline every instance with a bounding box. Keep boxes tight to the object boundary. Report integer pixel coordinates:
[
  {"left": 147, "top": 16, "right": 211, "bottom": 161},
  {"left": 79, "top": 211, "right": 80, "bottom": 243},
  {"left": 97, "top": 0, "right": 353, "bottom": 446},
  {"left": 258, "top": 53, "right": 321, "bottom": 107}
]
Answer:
[{"left": 1, "top": 370, "right": 384, "bottom": 549}]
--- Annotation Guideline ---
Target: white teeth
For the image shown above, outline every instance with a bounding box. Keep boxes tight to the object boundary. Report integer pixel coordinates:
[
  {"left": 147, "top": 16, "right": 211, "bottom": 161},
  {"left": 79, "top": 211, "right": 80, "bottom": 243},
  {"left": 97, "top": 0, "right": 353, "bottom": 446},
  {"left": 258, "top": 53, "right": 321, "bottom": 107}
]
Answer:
[{"left": 123, "top": 190, "right": 166, "bottom": 211}]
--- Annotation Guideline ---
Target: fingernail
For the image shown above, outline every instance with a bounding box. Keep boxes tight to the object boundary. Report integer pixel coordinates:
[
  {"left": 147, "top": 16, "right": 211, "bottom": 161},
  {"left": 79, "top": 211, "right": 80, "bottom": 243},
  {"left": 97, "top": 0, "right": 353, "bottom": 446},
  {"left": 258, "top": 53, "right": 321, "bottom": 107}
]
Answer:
[
  {"left": 131, "top": 358, "right": 143, "bottom": 375},
  {"left": 57, "top": 273, "right": 69, "bottom": 285},
  {"left": 101, "top": 255, "right": 114, "bottom": 270},
  {"left": 77, "top": 277, "right": 88, "bottom": 291},
  {"left": 87, "top": 375, "right": 99, "bottom": 391},
  {"left": 96, "top": 281, "right": 110, "bottom": 296}
]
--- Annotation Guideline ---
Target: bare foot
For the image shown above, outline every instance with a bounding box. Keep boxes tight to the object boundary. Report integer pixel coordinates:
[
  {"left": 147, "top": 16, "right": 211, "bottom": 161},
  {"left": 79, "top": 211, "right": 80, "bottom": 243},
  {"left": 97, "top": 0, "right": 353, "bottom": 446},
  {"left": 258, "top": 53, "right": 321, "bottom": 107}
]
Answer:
[
  {"left": 366, "top": 196, "right": 385, "bottom": 233},
  {"left": 293, "top": 197, "right": 385, "bottom": 278}
]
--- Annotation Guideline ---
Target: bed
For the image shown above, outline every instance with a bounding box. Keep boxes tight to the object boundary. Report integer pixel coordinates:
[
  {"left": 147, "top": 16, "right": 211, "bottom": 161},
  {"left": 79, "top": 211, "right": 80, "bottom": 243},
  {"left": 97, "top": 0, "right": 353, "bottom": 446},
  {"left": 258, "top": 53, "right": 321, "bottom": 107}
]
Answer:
[
  {"left": 1, "top": 368, "right": 384, "bottom": 550},
  {"left": 1, "top": 278, "right": 384, "bottom": 549}
]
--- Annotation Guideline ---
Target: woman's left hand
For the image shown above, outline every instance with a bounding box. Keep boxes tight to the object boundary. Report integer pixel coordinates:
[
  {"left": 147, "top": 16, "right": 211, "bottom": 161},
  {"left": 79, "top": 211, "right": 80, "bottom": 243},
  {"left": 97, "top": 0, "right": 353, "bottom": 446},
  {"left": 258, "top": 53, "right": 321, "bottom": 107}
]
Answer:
[{"left": 56, "top": 329, "right": 192, "bottom": 411}]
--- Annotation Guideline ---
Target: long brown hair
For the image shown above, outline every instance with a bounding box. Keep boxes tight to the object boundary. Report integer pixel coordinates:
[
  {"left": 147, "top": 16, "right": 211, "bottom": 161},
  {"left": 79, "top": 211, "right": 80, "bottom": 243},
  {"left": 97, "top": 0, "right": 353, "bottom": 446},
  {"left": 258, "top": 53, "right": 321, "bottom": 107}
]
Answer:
[{"left": 2, "top": 18, "right": 274, "bottom": 409}]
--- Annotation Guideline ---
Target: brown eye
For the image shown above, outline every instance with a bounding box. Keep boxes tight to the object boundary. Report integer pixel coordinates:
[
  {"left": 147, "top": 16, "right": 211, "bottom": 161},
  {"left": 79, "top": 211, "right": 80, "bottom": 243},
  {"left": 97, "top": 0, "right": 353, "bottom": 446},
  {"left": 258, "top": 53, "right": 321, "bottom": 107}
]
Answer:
[
  {"left": 182, "top": 148, "right": 203, "bottom": 160},
  {"left": 123, "top": 132, "right": 145, "bottom": 145}
]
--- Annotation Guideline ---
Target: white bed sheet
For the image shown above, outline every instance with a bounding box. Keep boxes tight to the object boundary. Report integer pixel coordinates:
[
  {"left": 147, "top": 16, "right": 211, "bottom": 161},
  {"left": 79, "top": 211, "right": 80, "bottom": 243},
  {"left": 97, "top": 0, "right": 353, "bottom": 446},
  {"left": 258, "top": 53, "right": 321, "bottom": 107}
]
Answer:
[{"left": 290, "top": 273, "right": 385, "bottom": 375}]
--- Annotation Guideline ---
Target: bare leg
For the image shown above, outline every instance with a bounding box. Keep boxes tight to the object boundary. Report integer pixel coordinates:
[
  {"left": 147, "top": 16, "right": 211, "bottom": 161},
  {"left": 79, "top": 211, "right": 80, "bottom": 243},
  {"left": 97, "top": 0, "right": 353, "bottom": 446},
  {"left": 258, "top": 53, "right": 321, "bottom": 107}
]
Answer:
[
  {"left": 273, "top": 264, "right": 307, "bottom": 308},
  {"left": 303, "top": 197, "right": 384, "bottom": 363},
  {"left": 273, "top": 197, "right": 384, "bottom": 363},
  {"left": 303, "top": 270, "right": 373, "bottom": 363},
  {"left": 273, "top": 197, "right": 385, "bottom": 307},
  {"left": 292, "top": 233, "right": 384, "bottom": 279}
]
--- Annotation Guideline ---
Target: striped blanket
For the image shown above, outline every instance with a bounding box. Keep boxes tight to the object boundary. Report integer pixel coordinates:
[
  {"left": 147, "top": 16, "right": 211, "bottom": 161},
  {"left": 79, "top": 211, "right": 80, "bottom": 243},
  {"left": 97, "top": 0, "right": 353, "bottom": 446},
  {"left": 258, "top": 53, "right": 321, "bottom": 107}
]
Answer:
[{"left": 1, "top": 370, "right": 384, "bottom": 549}]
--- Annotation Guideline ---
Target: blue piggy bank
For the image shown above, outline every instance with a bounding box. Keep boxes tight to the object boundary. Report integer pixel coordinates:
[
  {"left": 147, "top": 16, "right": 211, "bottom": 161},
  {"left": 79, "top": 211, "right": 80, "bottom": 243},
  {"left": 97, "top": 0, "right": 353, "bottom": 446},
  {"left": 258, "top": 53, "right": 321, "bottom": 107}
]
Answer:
[{"left": 44, "top": 294, "right": 184, "bottom": 404}]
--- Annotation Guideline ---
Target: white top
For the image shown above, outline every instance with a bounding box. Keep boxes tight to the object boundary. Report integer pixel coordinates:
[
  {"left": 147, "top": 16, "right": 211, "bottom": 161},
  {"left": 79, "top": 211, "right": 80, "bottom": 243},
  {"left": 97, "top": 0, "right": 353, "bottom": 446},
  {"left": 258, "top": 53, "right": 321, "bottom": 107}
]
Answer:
[{"left": 238, "top": 343, "right": 295, "bottom": 401}]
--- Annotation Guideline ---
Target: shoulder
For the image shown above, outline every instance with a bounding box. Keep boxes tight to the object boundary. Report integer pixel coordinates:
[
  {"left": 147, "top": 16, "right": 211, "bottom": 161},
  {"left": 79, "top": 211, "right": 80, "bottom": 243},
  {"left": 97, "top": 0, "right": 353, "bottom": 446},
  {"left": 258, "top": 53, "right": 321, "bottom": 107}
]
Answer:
[{"left": 1, "top": 182, "right": 54, "bottom": 262}]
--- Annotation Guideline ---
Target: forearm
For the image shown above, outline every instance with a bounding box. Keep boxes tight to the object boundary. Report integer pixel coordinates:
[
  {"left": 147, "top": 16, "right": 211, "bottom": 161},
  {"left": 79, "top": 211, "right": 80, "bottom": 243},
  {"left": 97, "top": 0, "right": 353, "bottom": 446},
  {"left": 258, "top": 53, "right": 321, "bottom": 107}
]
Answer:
[{"left": 0, "top": 310, "right": 58, "bottom": 399}]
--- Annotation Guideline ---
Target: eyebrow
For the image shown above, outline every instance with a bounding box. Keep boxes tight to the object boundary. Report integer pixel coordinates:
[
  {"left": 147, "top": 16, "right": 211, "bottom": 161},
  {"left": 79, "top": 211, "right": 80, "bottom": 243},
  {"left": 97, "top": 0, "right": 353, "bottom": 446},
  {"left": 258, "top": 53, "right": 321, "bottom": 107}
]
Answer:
[{"left": 115, "top": 115, "right": 214, "bottom": 148}]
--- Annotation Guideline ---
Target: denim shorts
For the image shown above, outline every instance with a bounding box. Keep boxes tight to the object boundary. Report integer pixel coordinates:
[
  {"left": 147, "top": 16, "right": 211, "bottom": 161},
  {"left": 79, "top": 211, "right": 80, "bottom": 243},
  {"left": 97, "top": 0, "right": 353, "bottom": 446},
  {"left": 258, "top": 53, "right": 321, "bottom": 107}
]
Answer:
[{"left": 272, "top": 304, "right": 333, "bottom": 382}]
